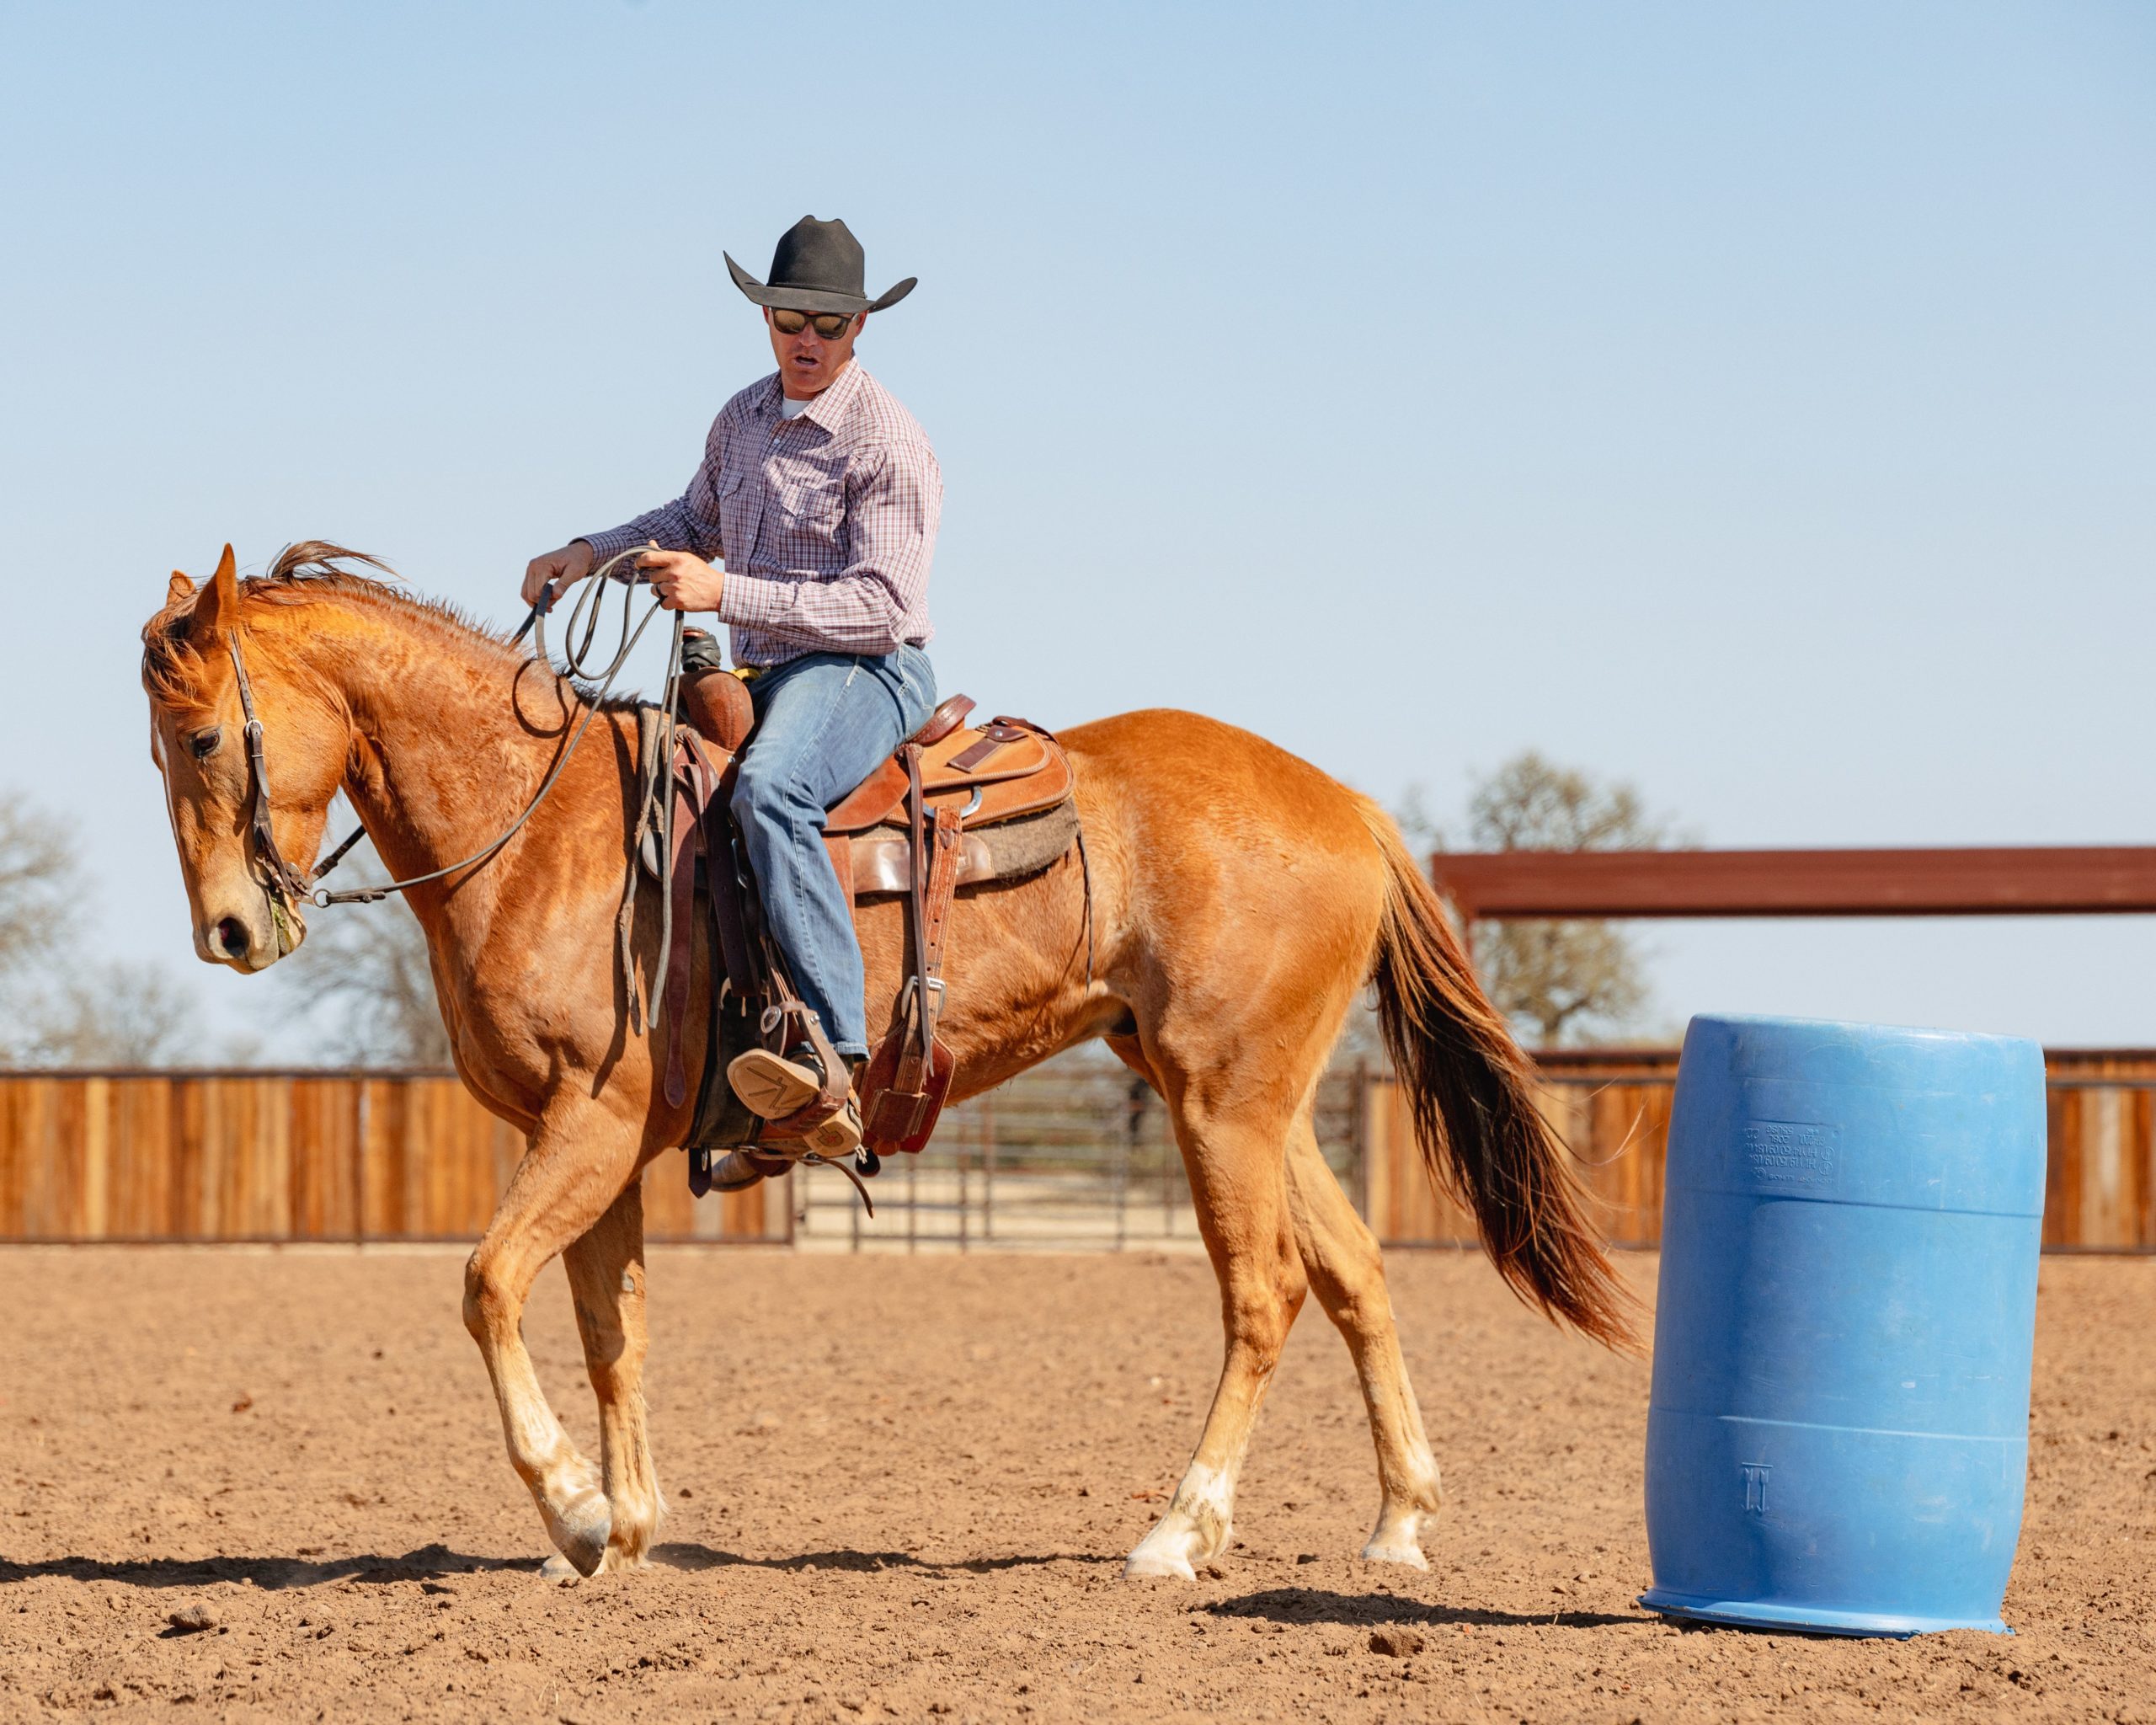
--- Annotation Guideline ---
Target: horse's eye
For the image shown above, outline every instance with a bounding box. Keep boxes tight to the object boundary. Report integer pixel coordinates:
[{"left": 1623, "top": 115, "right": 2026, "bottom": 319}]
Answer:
[{"left": 188, "top": 728, "right": 222, "bottom": 760}]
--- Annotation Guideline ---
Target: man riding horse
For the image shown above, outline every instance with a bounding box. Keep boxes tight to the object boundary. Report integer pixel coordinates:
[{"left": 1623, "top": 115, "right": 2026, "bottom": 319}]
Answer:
[
  {"left": 522, "top": 216, "right": 937, "bottom": 1166},
  {"left": 146, "top": 327, "right": 1628, "bottom": 1579}
]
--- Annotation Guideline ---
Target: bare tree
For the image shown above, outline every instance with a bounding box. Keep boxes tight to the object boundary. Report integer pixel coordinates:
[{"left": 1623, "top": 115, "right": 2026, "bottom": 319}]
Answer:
[
  {"left": 27, "top": 962, "right": 205, "bottom": 1065},
  {"left": 0, "top": 792, "right": 72, "bottom": 990},
  {"left": 262, "top": 835, "right": 450, "bottom": 1065},
  {"left": 0, "top": 792, "right": 225, "bottom": 1066},
  {"left": 0, "top": 786, "right": 440, "bottom": 1070},
  {"left": 1453, "top": 751, "right": 1686, "bottom": 1047}
]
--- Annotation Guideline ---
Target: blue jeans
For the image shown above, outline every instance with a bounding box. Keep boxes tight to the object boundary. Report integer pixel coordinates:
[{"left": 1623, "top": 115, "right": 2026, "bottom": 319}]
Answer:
[{"left": 733, "top": 646, "right": 937, "bottom": 1059}]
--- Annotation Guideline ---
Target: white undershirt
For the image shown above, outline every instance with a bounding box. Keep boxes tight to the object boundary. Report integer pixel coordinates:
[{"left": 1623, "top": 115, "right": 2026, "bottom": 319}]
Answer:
[{"left": 778, "top": 393, "right": 814, "bottom": 419}]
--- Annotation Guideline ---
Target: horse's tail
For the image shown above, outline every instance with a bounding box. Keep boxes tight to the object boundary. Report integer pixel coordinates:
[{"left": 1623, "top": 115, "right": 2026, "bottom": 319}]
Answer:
[{"left": 1359, "top": 805, "right": 1638, "bottom": 1352}]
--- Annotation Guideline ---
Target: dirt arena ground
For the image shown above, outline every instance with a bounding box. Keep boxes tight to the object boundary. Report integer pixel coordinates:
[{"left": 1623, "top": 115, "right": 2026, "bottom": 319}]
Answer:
[{"left": 0, "top": 1245, "right": 2147, "bottom": 1723}]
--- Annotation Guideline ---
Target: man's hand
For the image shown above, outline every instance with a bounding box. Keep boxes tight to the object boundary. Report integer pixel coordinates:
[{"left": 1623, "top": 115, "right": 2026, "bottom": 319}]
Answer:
[
  {"left": 521, "top": 539, "right": 595, "bottom": 609},
  {"left": 638, "top": 547, "right": 726, "bottom": 613}
]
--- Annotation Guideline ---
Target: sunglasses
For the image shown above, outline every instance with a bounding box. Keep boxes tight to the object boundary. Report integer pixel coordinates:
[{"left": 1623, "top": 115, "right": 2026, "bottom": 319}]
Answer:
[{"left": 769, "top": 308, "right": 859, "bottom": 339}]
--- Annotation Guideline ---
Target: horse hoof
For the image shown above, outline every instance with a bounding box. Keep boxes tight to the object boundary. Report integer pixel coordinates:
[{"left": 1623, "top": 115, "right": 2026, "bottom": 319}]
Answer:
[
  {"left": 1122, "top": 1551, "right": 1198, "bottom": 1582},
  {"left": 547, "top": 1494, "right": 613, "bottom": 1578},
  {"left": 1360, "top": 1541, "right": 1430, "bottom": 1571},
  {"left": 538, "top": 1554, "right": 579, "bottom": 1582}
]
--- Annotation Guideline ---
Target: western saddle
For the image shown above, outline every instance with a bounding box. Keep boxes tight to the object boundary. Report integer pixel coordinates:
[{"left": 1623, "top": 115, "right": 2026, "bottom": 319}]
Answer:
[{"left": 638, "top": 632, "right": 1077, "bottom": 1194}]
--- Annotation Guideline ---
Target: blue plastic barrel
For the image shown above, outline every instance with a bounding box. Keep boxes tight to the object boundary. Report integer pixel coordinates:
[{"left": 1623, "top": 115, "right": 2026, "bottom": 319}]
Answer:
[{"left": 1640, "top": 1014, "right": 2046, "bottom": 1637}]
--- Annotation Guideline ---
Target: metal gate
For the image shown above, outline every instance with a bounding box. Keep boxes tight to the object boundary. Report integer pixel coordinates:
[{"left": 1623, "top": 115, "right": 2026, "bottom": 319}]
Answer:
[{"left": 794, "top": 1051, "right": 1367, "bottom": 1252}]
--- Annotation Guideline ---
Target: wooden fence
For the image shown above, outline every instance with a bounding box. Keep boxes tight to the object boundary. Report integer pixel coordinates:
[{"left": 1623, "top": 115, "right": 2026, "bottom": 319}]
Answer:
[
  {"left": 6, "top": 1050, "right": 2153, "bottom": 1252},
  {"left": 1364, "top": 1049, "right": 2156, "bottom": 1252},
  {"left": 0, "top": 1071, "right": 786, "bottom": 1244}
]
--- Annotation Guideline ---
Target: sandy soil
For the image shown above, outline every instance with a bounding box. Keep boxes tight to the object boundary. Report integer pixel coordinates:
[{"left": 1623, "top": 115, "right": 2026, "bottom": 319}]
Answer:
[{"left": 0, "top": 1244, "right": 2148, "bottom": 1722}]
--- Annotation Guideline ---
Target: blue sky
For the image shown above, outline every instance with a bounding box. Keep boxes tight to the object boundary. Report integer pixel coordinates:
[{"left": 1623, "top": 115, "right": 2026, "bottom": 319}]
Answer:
[{"left": 3, "top": 2, "right": 2153, "bottom": 1046}]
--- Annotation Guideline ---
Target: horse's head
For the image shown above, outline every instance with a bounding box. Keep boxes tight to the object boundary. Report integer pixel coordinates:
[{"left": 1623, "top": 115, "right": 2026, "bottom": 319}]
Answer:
[{"left": 141, "top": 545, "right": 350, "bottom": 971}]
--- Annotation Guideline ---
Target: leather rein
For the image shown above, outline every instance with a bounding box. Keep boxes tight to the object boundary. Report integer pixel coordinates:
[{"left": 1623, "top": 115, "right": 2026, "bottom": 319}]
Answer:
[{"left": 225, "top": 547, "right": 680, "bottom": 914}]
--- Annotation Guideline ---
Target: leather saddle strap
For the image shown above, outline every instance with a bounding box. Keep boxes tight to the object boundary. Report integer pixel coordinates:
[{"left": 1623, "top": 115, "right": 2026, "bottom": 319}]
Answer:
[
  {"left": 660, "top": 738, "right": 717, "bottom": 1109},
  {"left": 921, "top": 805, "right": 963, "bottom": 1044},
  {"left": 616, "top": 704, "right": 670, "bottom": 1033},
  {"left": 894, "top": 745, "right": 932, "bottom": 1084},
  {"left": 943, "top": 722, "right": 1030, "bottom": 776},
  {"left": 702, "top": 770, "right": 757, "bottom": 996},
  {"left": 894, "top": 803, "right": 963, "bottom": 1098}
]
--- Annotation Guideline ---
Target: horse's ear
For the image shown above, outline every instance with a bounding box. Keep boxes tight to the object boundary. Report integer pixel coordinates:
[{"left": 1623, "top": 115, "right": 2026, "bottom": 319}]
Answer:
[
  {"left": 167, "top": 571, "right": 195, "bottom": 606},
  {"left": 192, "top": 544, "right": 240, "bottom": 638}
]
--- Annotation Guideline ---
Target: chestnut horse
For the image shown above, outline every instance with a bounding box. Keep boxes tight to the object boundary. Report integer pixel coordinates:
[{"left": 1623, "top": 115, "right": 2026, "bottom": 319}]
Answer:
[{"left": 140, "top": 544, "right": 1630, "bottom": 1580}]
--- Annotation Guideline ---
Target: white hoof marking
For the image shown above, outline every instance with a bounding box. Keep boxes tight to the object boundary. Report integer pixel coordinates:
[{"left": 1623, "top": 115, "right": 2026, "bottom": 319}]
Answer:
[
  {"left": 1123, "top": 1462, "right": 1233, "bottom": 1582},
  {"left": 1123, "top": 1549, "right": 1198, "bottom": 1582}
]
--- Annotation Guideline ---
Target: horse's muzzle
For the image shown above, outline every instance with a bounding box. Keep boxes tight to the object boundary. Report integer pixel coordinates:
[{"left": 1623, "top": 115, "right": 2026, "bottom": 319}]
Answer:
[{"left": 198, "top": 889, "right": 300, "bottom": 973}]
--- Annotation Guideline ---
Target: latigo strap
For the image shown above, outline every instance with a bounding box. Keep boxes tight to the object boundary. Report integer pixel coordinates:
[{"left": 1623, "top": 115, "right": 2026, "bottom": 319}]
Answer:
[{"left": 859, "top": 744, "right": 962, "bottom": 1155}]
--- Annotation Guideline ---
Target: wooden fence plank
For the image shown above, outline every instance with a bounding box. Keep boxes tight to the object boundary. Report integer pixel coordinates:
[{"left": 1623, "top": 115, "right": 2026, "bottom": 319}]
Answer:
[
  {"left": 2045, "top": 1088, "right": 2076, "bottom": 1249},
  {"left": 112, "top": 1077, "right": 172, "bottom": 1238},
  {"left": 80, "top": 1076, "right": 109, "bottom": 1240},
  {"left": 0, "top": 1084, "right": 23, "bottom": 1238},
  {"left": 18, "top": 1079, "right": 60, "bottom": 1239},
  {"left": 290, "top": 1078, "right": 357, "bottom": 1239},
  {"left": 2137, "top": 1091, "right": 2155, "bottom": 1250}
]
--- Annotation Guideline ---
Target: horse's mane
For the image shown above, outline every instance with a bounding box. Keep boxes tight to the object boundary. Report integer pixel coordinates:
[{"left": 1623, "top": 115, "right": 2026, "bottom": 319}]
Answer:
[{"left": 141, "top": 541, "right": 537, "bottom": 713}]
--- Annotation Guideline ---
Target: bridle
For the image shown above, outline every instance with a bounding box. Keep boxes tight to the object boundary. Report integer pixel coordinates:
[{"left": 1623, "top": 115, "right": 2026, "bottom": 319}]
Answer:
[
  {"left": 225, "top": 633, "right": 334, "bottom": 907},
  {"left": 219, "top": 547, "right": 681, "bottom": 913}
]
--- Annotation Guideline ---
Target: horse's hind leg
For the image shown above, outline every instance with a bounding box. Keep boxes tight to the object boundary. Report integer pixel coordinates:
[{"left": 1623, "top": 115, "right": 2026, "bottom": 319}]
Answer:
[
  {"left": 1125, "top": 1087, "right": 1308, "bottom": 1580},
  {"left": 462, "top": 1105, "right": 643, "bottom": 1577},
  {"left": 1285, "top": 1116, "right": 1443, "bottom": 1567},
  {"left": 562, "top": 1178, "right": 664, "bottom": 1571}
]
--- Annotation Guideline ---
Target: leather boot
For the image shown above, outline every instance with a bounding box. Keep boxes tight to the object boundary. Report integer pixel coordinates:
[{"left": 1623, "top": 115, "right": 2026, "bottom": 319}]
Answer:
[
  {"left": 798, "top": 1093, "right": 863, "bottom": 1160},
  {"left": 727, "top": 1047, "right": 866, "bottom": 1161},
  {"left": 728, "top": 1045, "right": 827, "bottom": 1119}
]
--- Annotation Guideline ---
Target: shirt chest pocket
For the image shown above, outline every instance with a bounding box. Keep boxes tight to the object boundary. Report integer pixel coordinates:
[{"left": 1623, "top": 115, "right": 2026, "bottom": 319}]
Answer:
[
  {"left": 715, "top": 469, "right": 754, "bottom": 559},
  {"left": 776, "top": 473, "right": 842, "bottom": 533},
  {"left": 769, "top": 450, "right": 845, "bottom": 531}
]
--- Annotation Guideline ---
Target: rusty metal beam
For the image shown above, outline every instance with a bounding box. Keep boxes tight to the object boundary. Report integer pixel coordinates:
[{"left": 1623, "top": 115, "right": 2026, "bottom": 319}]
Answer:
[{"left": 1428, "top": 846, "right": 2156, "bottom": 921}]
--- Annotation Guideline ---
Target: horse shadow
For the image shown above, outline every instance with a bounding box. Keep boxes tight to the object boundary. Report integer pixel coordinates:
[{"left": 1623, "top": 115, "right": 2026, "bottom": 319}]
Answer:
[
  {"left": 0, "top": 1542, "right": 537, "bottom": 1593},
  {"left": 0, "top": 1547, "right": 1642, "bottom": 1632},
  {"left": 650, "top": 1542, "right": 1114, "bottom": 1577},
  {"left": 0, "top": 1541, "right": 1115, "bottom": 1591}
]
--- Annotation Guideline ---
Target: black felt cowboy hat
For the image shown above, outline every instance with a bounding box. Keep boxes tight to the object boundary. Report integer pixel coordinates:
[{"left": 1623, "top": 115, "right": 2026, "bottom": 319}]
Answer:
[{"left": 724, "top": 216, "right": 916, "bottom": 317}]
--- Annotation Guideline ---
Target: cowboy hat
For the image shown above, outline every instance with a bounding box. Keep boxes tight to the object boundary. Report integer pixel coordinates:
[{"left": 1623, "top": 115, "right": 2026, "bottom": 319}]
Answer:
[{"left": 723, "top": 216, "right": 916, "bottom": 316}]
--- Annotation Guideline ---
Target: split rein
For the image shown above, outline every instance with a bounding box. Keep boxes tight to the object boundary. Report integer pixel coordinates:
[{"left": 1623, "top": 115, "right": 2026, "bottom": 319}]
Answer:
[{"left": 228, "top": 547, "right": 686, "bottom": 916}]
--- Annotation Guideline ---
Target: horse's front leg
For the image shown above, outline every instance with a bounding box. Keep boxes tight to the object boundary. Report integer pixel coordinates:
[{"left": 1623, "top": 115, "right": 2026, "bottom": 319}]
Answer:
[
  {"left": 462, "top": 1103, "right": 643, "bottom": 1577},
  {"left": 562, "top": 1178, "right": 664, "bottom": 1571}
]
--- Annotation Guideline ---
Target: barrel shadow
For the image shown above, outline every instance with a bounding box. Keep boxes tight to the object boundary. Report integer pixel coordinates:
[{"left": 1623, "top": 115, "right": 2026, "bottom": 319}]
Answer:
[{"left": 1203, "top": 1586, "right": 1646, "bottom": 1631}]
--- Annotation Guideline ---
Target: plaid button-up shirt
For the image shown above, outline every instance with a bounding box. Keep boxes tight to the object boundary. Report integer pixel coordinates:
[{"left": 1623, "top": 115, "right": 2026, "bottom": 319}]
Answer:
[{"left": 581, "top": 362, "right": 940, "bottom": 667}]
